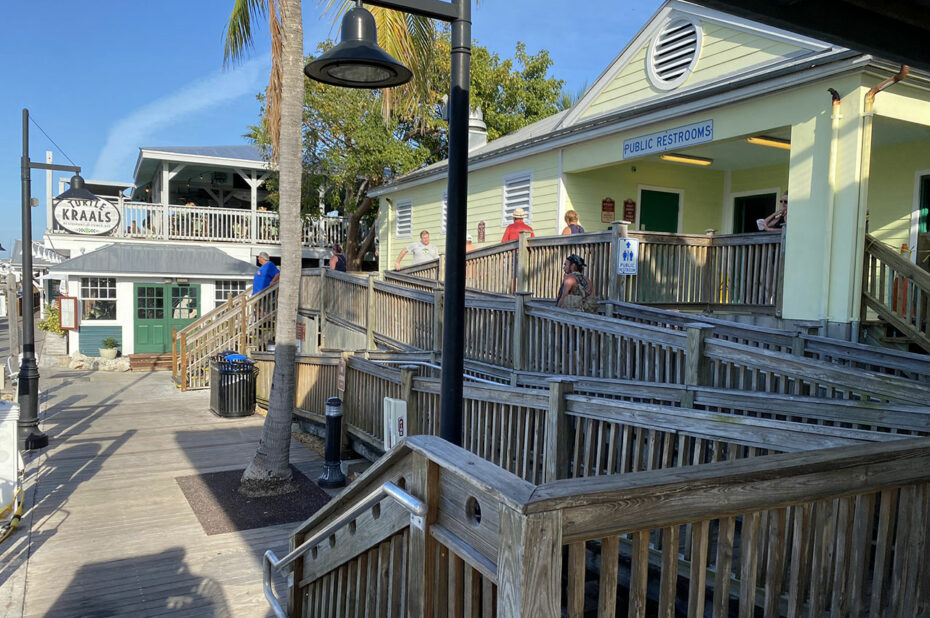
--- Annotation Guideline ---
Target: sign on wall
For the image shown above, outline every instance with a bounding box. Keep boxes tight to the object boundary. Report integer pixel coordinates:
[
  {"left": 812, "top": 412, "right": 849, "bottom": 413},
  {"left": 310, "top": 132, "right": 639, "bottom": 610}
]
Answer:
[
  {"left": 617, "top": 238, "right": 639, "bottom": 275},
  {"left": 601, "top": 198, "right": 615, "bottom": 223},
  {"left": 58, "top": 296, "right": 78, "bottom": 330},
  {"left": 622, "top": 119, "right": 714, "bottom": 159},
  {"left": 623, "top": 199, "right": 637, "bottom": 223},
  {"left": 52, "top": 197, "right": 120, "bottom": 235}
]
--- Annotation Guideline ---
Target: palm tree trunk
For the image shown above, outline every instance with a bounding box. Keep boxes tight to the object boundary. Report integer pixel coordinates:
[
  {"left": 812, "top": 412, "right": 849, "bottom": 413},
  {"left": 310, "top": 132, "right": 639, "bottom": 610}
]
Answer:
[{"left": 242, "top": 0, "right": 303, "bottom": 490}]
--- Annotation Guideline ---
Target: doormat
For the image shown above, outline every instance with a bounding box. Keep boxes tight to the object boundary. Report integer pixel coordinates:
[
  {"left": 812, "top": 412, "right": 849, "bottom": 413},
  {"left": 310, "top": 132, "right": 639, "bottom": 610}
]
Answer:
[{"left": 176, "top": 466, "right": 330, "bottom": 535}]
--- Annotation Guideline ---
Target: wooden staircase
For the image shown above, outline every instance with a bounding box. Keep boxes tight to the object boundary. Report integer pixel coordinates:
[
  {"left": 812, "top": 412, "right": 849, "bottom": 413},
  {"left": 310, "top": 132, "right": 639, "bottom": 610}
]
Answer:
[
  {"left": 128, "top": 353, "right": 173, "bottom": 372},
  {"left": 863, "top": 234, "right": 930, "bottom": 353}
]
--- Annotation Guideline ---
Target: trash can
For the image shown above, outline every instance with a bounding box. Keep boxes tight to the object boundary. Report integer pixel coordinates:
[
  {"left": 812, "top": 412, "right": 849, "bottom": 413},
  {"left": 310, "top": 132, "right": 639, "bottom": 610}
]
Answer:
[{"left": 210, "top": 354, "right": 258, "bottom": 417}]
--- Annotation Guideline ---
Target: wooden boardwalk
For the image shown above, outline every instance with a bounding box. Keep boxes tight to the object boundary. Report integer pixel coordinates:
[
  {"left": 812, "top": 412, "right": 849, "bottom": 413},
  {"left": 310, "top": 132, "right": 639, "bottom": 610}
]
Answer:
[{"left": 0, "top": 368, "right": 325, "bottom": 617}]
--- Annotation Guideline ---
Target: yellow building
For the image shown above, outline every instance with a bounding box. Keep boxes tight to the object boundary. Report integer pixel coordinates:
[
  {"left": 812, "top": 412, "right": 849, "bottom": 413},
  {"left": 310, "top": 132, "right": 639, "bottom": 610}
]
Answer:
[{"left": 373, "top": 0, "right": 930, "bottom": 338}]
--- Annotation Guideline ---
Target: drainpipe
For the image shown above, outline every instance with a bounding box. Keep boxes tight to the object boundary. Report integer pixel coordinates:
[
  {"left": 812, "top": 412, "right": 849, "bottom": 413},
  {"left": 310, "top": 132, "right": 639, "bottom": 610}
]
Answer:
[
  {"left": 849, "top": 65, "right": 909, "bottom": 341},
  {"left": 820, "top": 88, "right": 842, "bottom": 332}
]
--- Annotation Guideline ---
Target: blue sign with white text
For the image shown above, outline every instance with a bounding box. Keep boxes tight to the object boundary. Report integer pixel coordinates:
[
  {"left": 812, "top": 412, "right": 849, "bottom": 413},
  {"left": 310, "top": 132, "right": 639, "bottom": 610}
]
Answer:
[{"left": 622, "top": 120, "right": 714, "bottom": 159}]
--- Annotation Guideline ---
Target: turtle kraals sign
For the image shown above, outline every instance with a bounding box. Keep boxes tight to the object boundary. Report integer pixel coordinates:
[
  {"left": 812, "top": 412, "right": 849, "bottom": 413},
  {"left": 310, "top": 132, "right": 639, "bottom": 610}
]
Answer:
[{"left": 53, "top": 197, "right": 120, "bottom": 235}]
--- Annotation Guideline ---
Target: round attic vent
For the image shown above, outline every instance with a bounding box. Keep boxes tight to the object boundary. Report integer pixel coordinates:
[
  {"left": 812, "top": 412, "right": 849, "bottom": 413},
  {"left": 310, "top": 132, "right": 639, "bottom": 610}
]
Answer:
[{"left": 647, "top": 17, "right": 702, "bottom": 91}]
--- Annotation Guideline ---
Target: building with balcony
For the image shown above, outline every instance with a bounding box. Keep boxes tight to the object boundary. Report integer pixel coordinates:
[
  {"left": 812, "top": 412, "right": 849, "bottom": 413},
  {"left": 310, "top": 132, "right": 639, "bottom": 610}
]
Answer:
[{"left": 44, "top": 144, "right": 352, "bottom": 356}]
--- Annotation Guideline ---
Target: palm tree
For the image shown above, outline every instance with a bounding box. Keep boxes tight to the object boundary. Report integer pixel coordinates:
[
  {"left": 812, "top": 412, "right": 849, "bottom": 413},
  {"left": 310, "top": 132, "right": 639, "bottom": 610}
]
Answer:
[{"left": 225, "top": 0, "right": 303, "bottom": 491}]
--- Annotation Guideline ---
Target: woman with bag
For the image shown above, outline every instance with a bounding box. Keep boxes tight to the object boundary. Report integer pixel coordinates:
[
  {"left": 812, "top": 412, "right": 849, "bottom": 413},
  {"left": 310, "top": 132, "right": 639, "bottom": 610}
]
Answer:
[{"left": 557, "top": 254, "right": 597, "bottom": 312}]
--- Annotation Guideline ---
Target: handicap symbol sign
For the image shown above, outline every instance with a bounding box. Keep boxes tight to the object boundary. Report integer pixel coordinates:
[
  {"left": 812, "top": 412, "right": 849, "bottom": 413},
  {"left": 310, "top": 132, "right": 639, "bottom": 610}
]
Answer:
[{"left": 617, "top": 238, "right": 639, "bottom": 275}]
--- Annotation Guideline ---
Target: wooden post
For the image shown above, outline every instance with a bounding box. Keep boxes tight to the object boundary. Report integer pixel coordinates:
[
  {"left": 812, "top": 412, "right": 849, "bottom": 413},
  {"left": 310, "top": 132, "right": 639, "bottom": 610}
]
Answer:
[
  {"left": 407, "top": 454, "right": 439, "bottom": 617},
  {"left": 496, "top": 507, "right": 562, "bottom": 617},
  {"left": 400, "top": 364, "right": 420, "bottom": 435},
  {"left": 544, "top": 377, "right": 573, "bottom": 482},
  {"left": 180, "top": 332, "right": 188, "bottom": 391},
  {"left": 517, "top": 231, "right": 530, "bottom": 294},
  {"left": 366, "top": 274, "right": 376, "bottom": 350},
  {"left": 319, "top": 268, "right": 328, "bottom": 348},
  {"left": 437, "top": 254, "right": 445, "bottom": 283},
  {"left": 511, "top": 292, "right": 531, "bottom": 384},
  {"left": 792, "top": 332, "right": 807, "bottom": 357},
  {"left": 171, "top": 328, "right": 178, "bottom": 380},
  {"left": 339, "top": 351, "right": 351, "bottom": 453},
  {"left": 432, "top": 288, "right": 444, "bottom": 363},
  {"left": 682, "top": 324, "right": 713, "bottom": 407}
]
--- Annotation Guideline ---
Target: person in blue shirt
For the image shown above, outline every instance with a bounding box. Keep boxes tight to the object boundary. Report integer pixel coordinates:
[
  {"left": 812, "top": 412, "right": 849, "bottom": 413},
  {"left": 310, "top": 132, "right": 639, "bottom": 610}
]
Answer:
[{"left": 252, "top": 252, "right": 280, "bottom": 295}]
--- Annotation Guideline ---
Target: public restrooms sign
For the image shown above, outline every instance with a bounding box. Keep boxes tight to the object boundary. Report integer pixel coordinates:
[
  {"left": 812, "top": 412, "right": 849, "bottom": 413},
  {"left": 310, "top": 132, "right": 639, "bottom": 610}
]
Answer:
[{"left": 53, "top": 197, "right": 120, "bottom": 235}]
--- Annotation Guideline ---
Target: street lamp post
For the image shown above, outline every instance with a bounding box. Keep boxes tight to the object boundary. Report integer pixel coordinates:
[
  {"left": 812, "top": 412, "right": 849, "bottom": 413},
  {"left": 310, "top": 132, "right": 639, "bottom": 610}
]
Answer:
[
  {"left": 19, "top": 108, "right": 83, "bottom": 450},
  {"left": 306, "top": 0, "right": 470, "bottom": 446}
]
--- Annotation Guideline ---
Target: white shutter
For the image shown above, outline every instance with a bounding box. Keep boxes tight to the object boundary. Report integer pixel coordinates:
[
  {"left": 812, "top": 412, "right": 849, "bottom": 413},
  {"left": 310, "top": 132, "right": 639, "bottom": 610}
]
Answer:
[
  {"left": 501, "top": 170, "right": 533, "bottom": 225},
  {"left": 395, "top": 199, "right": 412, "bottom": 238},
  {"left": 441, "top": 192, "right": 448, "bottom": 235}
]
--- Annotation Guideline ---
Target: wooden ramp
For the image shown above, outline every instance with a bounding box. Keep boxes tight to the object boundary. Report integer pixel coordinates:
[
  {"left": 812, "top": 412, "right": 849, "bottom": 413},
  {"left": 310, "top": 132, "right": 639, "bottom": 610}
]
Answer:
[{"left": 0, "top": 368, "right": 325, "bottom": 618}]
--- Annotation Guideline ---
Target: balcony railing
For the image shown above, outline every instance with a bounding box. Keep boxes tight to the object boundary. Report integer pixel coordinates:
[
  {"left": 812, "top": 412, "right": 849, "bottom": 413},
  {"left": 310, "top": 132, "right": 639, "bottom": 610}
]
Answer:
[{"left": 50, "top": 200, "right": 354, "bottom": 249}]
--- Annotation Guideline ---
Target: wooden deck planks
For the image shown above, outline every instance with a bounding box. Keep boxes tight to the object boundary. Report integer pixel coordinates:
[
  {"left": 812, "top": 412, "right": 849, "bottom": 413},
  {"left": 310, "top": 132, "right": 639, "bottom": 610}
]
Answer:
[{"left": 0, "top": 369, "right": 325, "bottom": 618}]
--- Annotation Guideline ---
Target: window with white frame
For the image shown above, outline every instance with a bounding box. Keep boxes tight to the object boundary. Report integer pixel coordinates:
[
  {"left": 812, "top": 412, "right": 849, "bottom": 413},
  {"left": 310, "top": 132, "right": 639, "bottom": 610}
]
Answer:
[
  {"left": 395, "top": 199, "right": 412, "bottom": 238},
  {"left": 440, "top": 192, "right": 448, "bottom": 235},
  {"left": 80, "top": 277, "right": 117, "bottom": 320},
  {"left": 215, "top": 280, "right": 247, "bottom": 303},
  {"left": 502, "top": 171, "right": 533, "bottom": 225}
]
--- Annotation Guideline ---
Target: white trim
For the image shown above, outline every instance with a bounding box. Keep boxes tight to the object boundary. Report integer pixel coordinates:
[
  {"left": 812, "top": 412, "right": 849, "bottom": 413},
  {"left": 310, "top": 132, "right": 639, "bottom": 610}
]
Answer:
[
  {"left": 556, "top": 149, "right": 566, "bottom": 235},
  {"left": 368, "top": 54, "right": 873, "bottom": 198},
  {"left": 722, "top": 170, "right": 732, "bottom": 233},
  {"left": 910, "top": 169, "right": 930, "bottom": 261},
  {"left": 501, "top": 170, "right": 534, "bottom": 226},
  {"left": 730, "top": 187, "right": 781, "bottom": 233},
  {"left": 636, "top": 185, "right": 684, "bottom": 232},
  {"left": 560, "top": 0, "right": 837, "bottom": 128},
  {"left": 133, "top": 149, "right": 270, "bottom": 181}
]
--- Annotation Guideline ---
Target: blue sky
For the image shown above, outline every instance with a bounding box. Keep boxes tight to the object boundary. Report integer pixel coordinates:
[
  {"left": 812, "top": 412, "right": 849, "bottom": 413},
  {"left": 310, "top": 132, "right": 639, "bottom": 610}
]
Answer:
[{"left": 0, "top": 0, "right": 662, "bottom": 256}]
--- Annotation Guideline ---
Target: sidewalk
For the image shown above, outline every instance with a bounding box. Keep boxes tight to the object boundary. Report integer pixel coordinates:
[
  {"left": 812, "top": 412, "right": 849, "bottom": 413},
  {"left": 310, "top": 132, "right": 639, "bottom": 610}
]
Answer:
[{"left": 0, "top": 368, "right": 327, "bottom": 617}]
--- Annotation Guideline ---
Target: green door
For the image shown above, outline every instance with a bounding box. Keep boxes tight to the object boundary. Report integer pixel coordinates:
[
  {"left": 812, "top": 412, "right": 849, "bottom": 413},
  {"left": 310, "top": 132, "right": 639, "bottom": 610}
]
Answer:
[
  {"left": 640, "top": 189, "right": 680, "bottom": 233},
  {"left": 133, "top": 283, "right": 201, "bottom": 353},
  {"left": 134, "top": 284, "right": 167, "bottom": 353}
]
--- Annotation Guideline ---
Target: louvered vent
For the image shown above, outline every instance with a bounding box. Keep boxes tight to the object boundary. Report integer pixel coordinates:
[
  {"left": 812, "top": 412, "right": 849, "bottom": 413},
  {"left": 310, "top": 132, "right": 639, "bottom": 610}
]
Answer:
[{"left": 648, "top": 18, "right": 702, "bottom": 90}]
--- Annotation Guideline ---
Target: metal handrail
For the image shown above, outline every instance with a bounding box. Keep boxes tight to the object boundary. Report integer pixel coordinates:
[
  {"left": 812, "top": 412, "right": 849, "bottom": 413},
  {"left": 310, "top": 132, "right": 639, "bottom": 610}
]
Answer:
[{"left": 263, "top": 480, "right": 426, "bottom": 618}]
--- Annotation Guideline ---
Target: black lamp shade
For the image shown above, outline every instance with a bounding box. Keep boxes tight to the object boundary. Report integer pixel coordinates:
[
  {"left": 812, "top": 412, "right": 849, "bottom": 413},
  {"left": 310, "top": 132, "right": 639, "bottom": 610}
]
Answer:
[
  {"left": 55, "top": 174, "right": 98, "bottom": 201},
  {"left": 304, "top": 6, "right": 412, "bottom": 89}
]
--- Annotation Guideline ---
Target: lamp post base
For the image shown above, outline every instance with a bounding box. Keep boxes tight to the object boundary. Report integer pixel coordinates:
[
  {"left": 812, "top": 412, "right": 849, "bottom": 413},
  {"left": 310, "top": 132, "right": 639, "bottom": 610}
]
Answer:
[{"left": 21, "top": 429, "right": 48, "bottom": 451}]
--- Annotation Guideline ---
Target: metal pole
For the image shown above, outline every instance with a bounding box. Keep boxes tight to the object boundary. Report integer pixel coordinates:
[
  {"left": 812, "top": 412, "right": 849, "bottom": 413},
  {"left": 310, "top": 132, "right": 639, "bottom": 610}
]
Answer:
[
  {"left": 438, "top": 0, "right": 470, "bottom": 446},
  {"left": 318, "top": 397, "right": 346, "bottom": 488},
  {"left": 19, "top": 109, "right": 48, "bottom": 450}
]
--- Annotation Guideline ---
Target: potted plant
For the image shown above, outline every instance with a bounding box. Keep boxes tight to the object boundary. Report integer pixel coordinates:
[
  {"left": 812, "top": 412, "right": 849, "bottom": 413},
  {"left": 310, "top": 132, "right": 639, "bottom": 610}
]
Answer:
[{"left": 99, "top": 337, "right": 119, "bottom": 360}]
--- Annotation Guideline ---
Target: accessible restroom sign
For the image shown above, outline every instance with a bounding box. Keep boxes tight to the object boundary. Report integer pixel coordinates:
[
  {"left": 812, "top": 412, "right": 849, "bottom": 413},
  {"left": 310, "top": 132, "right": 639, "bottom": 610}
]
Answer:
[{"left": 617, "top": 238, "right": 639, "bottom": 275}]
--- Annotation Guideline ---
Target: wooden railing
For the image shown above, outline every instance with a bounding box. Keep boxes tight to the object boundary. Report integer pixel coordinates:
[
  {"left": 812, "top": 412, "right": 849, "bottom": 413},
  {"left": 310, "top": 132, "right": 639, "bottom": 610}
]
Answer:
[
  {"left": 172, "top": 284, "right": 277, "bottom": 389},
  {"left": 279, "top": 434, "right": 930, "bottom": 617},
  {"left": 863, "top": 233, "right": 930, "bottom": 353},
  {"left": 399, "top": 228, "right": 784, "bottom": 311},
  {"left": 257, "top": 349, "right": 921, "bottom": 481},
  {"left": 54, "top": 199, "right": 357, "bottom": 249}
]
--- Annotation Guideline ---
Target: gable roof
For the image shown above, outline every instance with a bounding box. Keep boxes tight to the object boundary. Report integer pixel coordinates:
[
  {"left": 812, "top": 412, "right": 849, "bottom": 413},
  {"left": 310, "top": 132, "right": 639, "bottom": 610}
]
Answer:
[
  {"left": 370, "top": 0, "right": 863, "bottom": 197},
  {"left": 49, "top": 244, "right": 255, "bottom": 278},
  {"left": 559, "top": 0, "right": 840, "bottom": 127},
  {"left": 141, "top": 145, "right": 264, "bottom": 161}
]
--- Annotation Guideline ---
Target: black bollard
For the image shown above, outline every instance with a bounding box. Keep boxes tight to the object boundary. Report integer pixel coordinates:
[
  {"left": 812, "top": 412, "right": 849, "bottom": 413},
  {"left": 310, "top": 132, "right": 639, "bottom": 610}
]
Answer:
[{"left": 318, "top": 396, "right": 347, "bottom": 488}]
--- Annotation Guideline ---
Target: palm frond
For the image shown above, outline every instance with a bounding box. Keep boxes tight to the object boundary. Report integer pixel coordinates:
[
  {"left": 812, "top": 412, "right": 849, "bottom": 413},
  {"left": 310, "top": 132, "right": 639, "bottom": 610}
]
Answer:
[{"left": 224, "top": 0, "right": 269, "bottom": 66}]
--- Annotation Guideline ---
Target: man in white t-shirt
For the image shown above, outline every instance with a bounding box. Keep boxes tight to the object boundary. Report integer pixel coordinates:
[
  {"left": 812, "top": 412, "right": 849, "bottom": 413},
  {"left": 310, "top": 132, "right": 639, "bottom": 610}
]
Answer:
[{"left": 394, "top": 230, "right": 439, "bottom": 269}]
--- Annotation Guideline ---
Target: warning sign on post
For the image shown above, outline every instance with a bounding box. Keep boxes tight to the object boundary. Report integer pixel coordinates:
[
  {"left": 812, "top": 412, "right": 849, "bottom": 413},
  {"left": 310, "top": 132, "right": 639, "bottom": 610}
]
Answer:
[{"left": 617, "top": 238, "right": 639, "bottom": 275}]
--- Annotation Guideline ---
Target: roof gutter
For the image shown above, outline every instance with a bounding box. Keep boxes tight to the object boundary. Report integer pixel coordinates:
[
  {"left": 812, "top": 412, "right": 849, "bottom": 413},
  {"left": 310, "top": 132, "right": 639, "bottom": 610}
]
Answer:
[{"left": 370, "top": 49, "right": 864, "bottom": 196}]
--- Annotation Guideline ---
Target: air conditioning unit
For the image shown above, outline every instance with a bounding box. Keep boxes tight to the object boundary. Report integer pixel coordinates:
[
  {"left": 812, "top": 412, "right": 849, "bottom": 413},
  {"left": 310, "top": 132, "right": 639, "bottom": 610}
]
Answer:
[{"left": 383, "top": 397, "right": 408, "bottom": 450}]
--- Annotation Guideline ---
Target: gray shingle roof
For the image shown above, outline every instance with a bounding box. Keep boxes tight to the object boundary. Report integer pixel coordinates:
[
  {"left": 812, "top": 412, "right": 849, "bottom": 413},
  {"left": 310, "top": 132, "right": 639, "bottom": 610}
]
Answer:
[
  {"left": 49, "top": 244, "right": 256, "bottom": 278},
  {"left": 141, "top": 145, "right": 264, "bottom": 161}
]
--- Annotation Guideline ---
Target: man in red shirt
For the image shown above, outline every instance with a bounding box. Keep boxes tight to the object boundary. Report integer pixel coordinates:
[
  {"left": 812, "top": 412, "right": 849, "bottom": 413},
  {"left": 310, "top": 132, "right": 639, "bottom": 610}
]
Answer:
[{"left": 502, "top": 208, "right": 534, "bottom": 242}]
